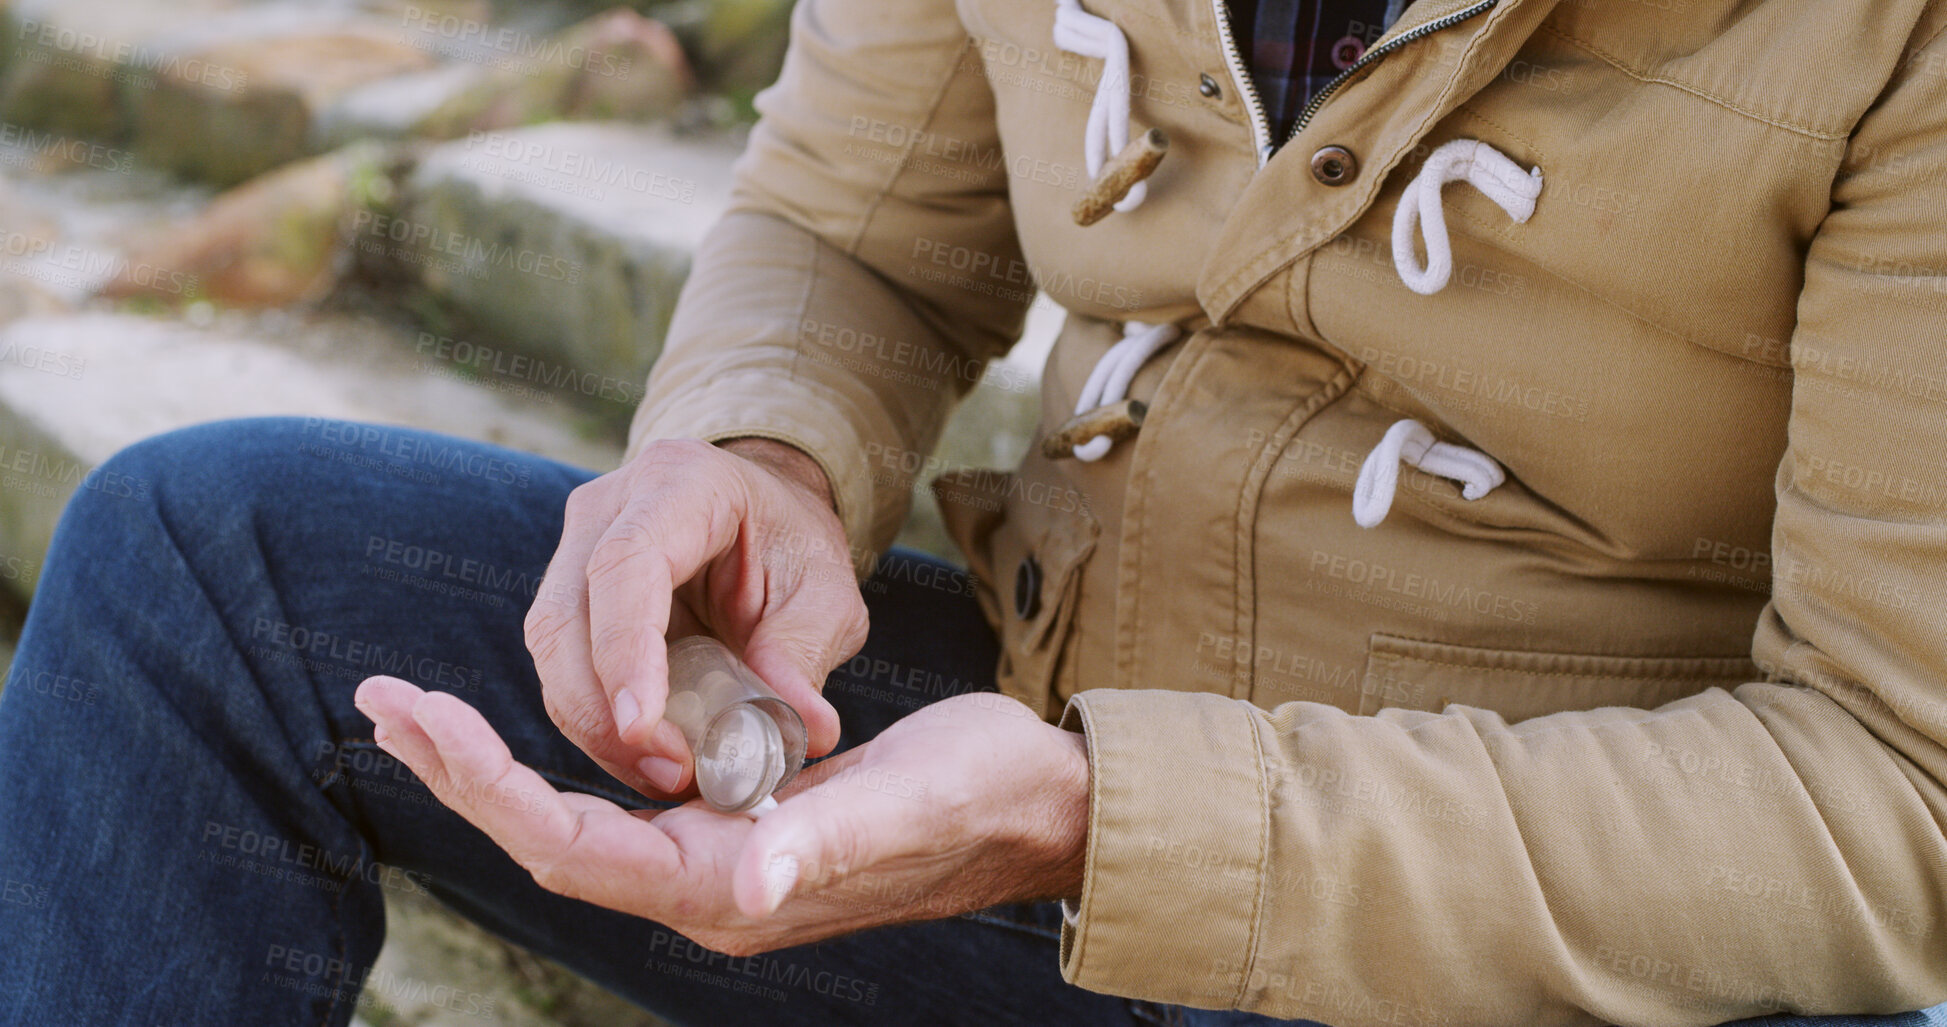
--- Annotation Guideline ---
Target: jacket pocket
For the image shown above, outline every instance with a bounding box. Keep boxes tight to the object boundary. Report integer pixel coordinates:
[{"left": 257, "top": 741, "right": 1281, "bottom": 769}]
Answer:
[
  {"left": 935, "top": 467, "right": 1101, "bottom": 719},
  {"left": 1358, "top": 633, "right": 1760, "bottom": 722}
]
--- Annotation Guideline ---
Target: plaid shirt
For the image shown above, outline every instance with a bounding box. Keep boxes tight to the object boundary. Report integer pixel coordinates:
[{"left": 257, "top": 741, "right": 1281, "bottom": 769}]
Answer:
[{"left": 1228, "top": 0, "right": 1401, "bottom": 145}]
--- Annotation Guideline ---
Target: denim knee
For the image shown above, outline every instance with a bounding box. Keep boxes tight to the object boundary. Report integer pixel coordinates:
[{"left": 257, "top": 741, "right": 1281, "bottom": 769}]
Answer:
[{"left": 64, "top": 416, "right": 323, "bottom": 541}]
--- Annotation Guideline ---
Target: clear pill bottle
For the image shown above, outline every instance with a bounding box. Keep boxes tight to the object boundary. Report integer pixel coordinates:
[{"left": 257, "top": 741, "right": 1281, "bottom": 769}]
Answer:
[{"left": 663, "top": 636, "right": 807, "bottom": 814}]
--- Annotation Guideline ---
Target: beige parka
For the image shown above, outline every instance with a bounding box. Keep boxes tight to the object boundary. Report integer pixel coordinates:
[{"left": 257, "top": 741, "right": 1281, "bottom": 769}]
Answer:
[{"left": 630, "top": 0, "right": 1947, "bottom": 1021}]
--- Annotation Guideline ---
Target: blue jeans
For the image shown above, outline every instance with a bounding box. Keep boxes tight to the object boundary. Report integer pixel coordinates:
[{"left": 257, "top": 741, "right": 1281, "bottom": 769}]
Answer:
[{"left": 0, "top": 418, "right": 1937, "bottom": 1027}]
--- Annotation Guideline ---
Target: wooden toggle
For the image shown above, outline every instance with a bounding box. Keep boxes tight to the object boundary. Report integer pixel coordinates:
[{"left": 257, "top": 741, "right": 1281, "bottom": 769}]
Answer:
[
  {"left": 1041, "top": 399, "right": 1147, "bottom": 459},
  {"left": 1071, "top": 129, "right": 1169, "bottom": 226}
]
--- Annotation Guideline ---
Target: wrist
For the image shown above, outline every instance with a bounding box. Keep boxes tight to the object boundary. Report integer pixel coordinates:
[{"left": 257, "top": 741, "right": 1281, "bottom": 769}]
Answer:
[
  {"left": 716, "top": 437, "right": 838, "bottom": 515},
  {"left": 1022, "top": 722, "right": 1091, "bottom": 901}
]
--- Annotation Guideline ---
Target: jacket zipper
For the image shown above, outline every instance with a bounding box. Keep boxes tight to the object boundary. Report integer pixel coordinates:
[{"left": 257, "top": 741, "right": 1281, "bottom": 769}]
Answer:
[
  {"left": 1284, "top": 0, "right": 1501, "bottom": 146},
  {"left": 1210, "top": 0, "right": 1274, "bottom": 166}
]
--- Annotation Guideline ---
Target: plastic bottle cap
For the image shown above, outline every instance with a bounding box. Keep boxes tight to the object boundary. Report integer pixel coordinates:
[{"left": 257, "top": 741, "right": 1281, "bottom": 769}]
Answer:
[{"left": 695, "top": 703, "right": 785, "bottom": 813}]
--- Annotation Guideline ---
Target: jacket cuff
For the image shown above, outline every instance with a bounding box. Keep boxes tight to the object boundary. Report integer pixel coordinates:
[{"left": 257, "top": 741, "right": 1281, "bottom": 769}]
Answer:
[
  {"left": 629, "top": 368, "right": 879, "bottom": 579},
  {"left": 1057, "top": 689, "right": 1270, "bottom": 1008}
]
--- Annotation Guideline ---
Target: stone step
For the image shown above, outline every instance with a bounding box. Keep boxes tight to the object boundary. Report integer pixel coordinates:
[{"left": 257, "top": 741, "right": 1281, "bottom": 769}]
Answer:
[
  {"left": 0, "top": 0, "right": 435, "bottom": 183},
  {"left": 356, "top": 887, "right": 671, "bottom": 1027},
  {"left": 386, "top": 120, "right": 743, "bottom": 392},
  {"left": 0, "top": 0, "right": 703, "bottom": 186},
  {"left": 0, "top": 307, "right": 623, "bottom": 599},
  {"left": 384, "top": 119, "right": 1049, "bottom": 491}
]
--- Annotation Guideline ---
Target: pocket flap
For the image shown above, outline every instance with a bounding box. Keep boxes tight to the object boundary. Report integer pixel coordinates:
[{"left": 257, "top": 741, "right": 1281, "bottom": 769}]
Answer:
[{"left": 1360, "top": 633, "right": 1761, "bottom": 722}]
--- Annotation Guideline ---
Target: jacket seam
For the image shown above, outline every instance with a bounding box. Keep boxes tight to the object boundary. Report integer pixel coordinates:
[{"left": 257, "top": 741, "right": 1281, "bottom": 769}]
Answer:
[
  {"left": 1286, "top": 247, "right": 1319, "bottom": 341},
  {"left": 687, "top": 287, "right": 880, "bottom": 561},
  {"left": 1912, "top": 22, "right": 1947, "bottom": 68},
  {"left": 1069, "top": 698, "right": 1106, "bottom": 978},
  {"left": 1235, "top": 703, "right": 1272, "bottom": 1009},
  {"left": 1377, "top": 652, "right": 1759, "bottom": 683},
  {"left": 844, "top": 36, "right": 982, "bottom": 256},
  {"left": 1118, "top": 332, "right": 1222, "bottom": 690},
  {"left": 1536, "top": 23, "right": 1849, "bottom": 141},
  {"left": 1237, "top": 363, "right": 1361, "bottom": 702},
  {"left": 1453, "top": 103, "right": 1550, "bottom": 170}
]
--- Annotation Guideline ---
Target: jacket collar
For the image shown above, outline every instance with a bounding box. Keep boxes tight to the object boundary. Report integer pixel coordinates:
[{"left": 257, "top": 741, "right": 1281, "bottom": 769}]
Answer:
[{"left": 1193, "top": 0, "right": 1562, "bottom": 326}]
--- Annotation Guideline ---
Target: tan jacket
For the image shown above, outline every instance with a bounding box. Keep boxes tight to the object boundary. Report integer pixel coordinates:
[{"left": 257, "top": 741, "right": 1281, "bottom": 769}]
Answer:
[{"left": 630, "top": 0, "right": 1947, "bottom": 1020}]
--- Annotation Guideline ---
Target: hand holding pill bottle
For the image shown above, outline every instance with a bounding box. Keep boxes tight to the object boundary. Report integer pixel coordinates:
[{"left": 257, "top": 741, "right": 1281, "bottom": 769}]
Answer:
[{"left": 663, "top": 636, "right": 808, "bottom": 815}]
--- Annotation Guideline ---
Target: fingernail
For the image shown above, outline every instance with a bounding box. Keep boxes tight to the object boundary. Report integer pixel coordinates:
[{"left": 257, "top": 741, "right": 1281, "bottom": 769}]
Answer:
[
  {"left": 374, "top": 725, "right": 391, "bottom": 746},
  {"left": 639, "top": 755, "right": 683, "bottom": 793},
  {"left": 614, "top": 690, "right": 641, "bottom": 736},
  {"left": 761, "top": 852, "right": 800, "bottom": 916}
]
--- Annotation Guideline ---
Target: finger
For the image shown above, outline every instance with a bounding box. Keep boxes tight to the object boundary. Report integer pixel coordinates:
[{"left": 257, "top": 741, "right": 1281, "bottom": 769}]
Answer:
[
  {"left": 356, "top": 675, "right": 446, "bottom": 777},
  {"left": 406, "top": 690, "right": 684, "bottom": 906},
  {"left": 527, "top": 479, "right": 681, "bottom": 797},
  {"left": 741, "top": 598, "right": 860, "bottom": 758},
  {"left": 585, "top": 447, "right": 746, "bottom": 753}
]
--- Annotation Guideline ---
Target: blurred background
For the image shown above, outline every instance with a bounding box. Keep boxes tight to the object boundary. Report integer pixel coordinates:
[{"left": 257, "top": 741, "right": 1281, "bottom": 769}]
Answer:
[{"left": 0, "top": 0, "right": 1055, "bottom": 1022}]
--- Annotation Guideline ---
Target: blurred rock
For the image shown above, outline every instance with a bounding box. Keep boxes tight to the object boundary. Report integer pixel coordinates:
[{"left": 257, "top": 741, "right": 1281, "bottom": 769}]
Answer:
[
  {"left": 0, "top": 0, "right": 16, "bottom": 85},
  {"left": 678, "top": 0, "right": 793, "bottom": 99},
  {"left": 0, "top": 0, "right": 257, "bottom": 143},
  {"left": 0, "top": 279, "right": 66, "bottom": 324},
  {"left": 0, "top": 23, "right": 126, "bottom": 143},
  {"left": 368, "top": 888, "right": 670, "bottom": 1027},
  {"left": 0, "top": 178, "right": 70, "bottom": 322},
  {"left": 390, "top": 121, "right": 738, "bottom": 393},
  {"left": 0, "top": 176, "right": 57, "bottom": 249},
  {"left": 99, "top": 143, "right": 392, "bottom": 307},
  {"left": 133, "top": 30, "right": 435, "bottom": 185},
  {"left": 415, "top": 8, "right": 691, "bottom": 139},
  {"left": 360, "top": 0, "right": 494, "bottom": 25},
  {"left": 318, "top": 63, "right": 486, "bottom": 147}
]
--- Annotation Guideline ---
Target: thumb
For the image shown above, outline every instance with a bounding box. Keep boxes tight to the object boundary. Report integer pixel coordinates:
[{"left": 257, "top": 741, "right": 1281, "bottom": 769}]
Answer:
[{"left": 732, "top": 755, "right": 896, "bottom": 920}]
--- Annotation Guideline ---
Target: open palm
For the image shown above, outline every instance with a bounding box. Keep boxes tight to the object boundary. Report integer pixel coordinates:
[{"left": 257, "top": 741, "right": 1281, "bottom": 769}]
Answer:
[{"left": 354, "top": 675, "right": 1089, "bottom": 956}]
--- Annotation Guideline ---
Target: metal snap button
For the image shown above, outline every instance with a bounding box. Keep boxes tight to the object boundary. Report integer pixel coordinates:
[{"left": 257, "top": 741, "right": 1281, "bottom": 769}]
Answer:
[
  {"left": 1014, "top": 554, "right": 1043, "bottom": 619},
  {"left": 1198, "top": 73, "right": 1221, "bottom": 99},
  {"left": 1311, "top": 145, "right": 1357, "bottom": 186}
]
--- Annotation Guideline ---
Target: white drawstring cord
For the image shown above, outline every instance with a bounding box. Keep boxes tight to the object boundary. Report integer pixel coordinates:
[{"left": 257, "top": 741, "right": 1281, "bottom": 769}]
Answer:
[
  {"left": 1070, "top": 321, "right": 1181, "bottom": 461},
  {"left": 1392, "top": 139, "right": 1543, "bottom": 295},
  {"left": 1352, "top": 419, "right": 1504, "bottom": 528},
  {"left": 1053, "top": 0, "right": 1147, "bottom": 213},
  {"left": 1062, "top": 348, "right": 1505, "bottom": 526}
]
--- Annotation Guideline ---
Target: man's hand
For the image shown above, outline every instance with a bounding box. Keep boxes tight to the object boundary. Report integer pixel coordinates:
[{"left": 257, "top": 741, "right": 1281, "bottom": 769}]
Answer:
[
  {"left": 523, "top": 436, "right": 866, "bottom": 799},
  {"left": 352, "top": 678, "right": 1090, "bottom": 955}
]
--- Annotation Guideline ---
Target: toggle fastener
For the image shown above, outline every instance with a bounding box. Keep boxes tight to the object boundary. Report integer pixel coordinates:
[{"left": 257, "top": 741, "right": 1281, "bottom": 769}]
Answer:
[
  {"left": 1072, "top": 129, "right": 1169, "bottom": 226},
  {"left": 1041, "top": 399, "right": 1146, "bottom": 458}
]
